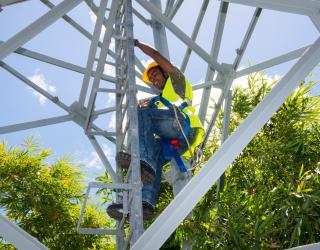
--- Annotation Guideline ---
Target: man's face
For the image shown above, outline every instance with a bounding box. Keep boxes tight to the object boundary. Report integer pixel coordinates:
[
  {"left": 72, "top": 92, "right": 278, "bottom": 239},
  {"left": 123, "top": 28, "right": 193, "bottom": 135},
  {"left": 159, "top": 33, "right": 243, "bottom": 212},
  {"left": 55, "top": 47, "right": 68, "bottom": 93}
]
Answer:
[{"left": 147, "top": 67, "right": 166, "bottom": 90}]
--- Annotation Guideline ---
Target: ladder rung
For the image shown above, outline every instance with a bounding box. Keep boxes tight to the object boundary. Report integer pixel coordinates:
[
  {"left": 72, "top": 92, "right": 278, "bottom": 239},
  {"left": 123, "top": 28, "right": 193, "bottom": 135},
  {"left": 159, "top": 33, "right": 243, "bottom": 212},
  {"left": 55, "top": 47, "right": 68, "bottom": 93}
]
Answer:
[
  {"left": 114, "top": 35, "right": 127, "bottom": 40},
  {"left": 106, "top": 61, "right": 116, "bottom": 66},
  {"left": 115, "top": 21, "right": 127, "bottom": 27},
  {"left": 78, "top": 228, "right": 121, "bottom": 236},
  {"left": 87, "top": 182, "right": 133, "bottom": 190},
  {"left": 86, "top": 130, "right": 116, "bottom": 137},
  {"left": 97, "top": 88, "right": 124, "bottom": 94},
  {"left": 93, "top": 58, "right": 116, "bottom": 66}
]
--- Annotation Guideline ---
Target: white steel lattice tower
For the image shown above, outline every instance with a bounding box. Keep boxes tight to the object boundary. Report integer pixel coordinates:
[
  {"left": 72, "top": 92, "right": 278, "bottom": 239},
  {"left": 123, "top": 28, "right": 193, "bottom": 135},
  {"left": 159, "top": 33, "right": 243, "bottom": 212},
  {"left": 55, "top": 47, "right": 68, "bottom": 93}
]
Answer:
[{"left": 0, "top": 0, "right": 320, "bottom": 249}]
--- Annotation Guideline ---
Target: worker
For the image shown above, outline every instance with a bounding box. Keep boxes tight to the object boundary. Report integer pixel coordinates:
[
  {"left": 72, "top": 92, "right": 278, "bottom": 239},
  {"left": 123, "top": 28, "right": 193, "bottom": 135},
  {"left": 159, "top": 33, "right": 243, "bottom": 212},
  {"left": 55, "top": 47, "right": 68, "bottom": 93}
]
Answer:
[{"left": 107, "top": 39, "right": 204, "bottom": 221}]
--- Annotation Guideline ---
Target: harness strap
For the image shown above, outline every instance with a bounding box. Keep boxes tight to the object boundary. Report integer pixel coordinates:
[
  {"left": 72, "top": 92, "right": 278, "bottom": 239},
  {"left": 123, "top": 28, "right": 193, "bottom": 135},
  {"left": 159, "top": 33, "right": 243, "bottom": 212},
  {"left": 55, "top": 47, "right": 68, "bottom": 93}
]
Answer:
[
  {"left": 148, "top": 95, "right": 191, "bottom": 172},
  {"left": 162, "top": 138, "right": 187, "bottom": 172}
]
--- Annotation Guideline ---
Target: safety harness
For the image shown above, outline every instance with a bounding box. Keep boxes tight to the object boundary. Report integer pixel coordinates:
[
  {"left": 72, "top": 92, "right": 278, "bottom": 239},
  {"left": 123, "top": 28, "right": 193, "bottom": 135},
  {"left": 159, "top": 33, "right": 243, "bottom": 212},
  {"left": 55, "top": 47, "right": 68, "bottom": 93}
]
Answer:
[{"left": 149, "top": 95, "right": 191, "bottom": 172}]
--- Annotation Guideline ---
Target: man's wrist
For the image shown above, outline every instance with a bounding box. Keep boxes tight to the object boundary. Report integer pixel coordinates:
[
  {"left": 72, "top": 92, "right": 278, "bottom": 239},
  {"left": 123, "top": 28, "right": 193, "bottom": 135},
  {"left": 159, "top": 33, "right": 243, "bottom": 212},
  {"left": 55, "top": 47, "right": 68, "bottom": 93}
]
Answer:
[{"left": 134, "top": 39, "right": 139, "bottom": 47}]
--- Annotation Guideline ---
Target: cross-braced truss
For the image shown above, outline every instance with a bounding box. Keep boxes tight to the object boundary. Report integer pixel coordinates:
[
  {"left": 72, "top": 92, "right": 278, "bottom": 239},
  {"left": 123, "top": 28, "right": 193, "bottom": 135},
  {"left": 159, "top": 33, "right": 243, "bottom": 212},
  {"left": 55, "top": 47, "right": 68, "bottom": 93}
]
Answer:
[{"left": 0, "top": 0, "right": 319, "bottom": 249}]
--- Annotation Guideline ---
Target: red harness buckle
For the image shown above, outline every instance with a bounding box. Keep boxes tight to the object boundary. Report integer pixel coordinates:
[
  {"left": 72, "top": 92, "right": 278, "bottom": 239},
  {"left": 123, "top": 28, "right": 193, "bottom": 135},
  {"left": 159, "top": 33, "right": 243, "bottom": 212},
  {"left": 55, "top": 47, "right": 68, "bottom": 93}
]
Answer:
[{"left": 170, "top": 139, "right": 180, "bottom": 149}]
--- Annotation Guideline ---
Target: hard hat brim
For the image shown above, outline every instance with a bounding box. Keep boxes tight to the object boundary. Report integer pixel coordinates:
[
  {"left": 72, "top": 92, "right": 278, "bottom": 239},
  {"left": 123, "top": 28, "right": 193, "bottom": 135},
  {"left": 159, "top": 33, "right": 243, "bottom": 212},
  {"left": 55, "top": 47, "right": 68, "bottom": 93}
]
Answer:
[{"left": 142, "top": 61, "right": 159, "bottom": 84}]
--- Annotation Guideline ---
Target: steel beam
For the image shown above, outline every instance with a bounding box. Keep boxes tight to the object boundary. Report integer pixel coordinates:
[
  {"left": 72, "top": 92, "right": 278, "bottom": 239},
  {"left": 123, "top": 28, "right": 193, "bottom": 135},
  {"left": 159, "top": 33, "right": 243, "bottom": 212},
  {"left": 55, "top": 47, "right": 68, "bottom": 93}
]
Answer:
[
  {"left": 287, "top": 243, "right": 320, "bottom": 250},
  {"left": 79, "top": 0, "right": 108, "bottom": 107},
  {"left": 193, "top": 79, "right": 222, "bottom": 90},
  {"left": 84, "top": 0, "right": 119, "bottom": 130},
  {"left": 0, "top": 61, "right": 69, "bottom": 111},
  {"left": 41, "top": 0, "right": 118, "bottom": 63},
  {"left": 0, "top": 115, "right": 73, "bottom": 134},
  {"left": 77, "top": 182, "right": 130, "bottom": 235},
  {"left": 0, "top": 214, "right": 48, "bottom": 250},
  {"left": 89, "top": 125, "right": 116, "bottom": 144},
  {"left": 198, "top": 1, "right": 228, "bottom": 122},
  {"left": 235, "top": 45, "right": 311, "bottom": 78},
  {"left": 115, "top": 12, "right": 125, "bottom": 249},
  {"left": 87, "top": 135, "right": 118, "bottom": 182},
  {"left": 0, "top": 0, "right": 29, "bottom": 7},
  {"left": 201, "top": 74, "right": 233, "bottom": 149},
  {"left": 216, "top": 90, "right": 232, "bottom": 197},
  {"left": 93, "top": 106, "right": 118, "bottom": 116},
  {"left": 0, "top": 62, "right": 116, "bottom": 143},
  {"left": 150, "top": 0, "right": 170, "bottom": 59},
  {"left": 126, "top": 0, "right": 144, "bottom": 244},
  {"left": 136, "top": 0, "right": 225, "bottom": 74},
  {"left": 180, "top": 0, "right": 210, "bottom": 72},
  {"left": 0, "top": 42, "right": 116, "bottom": 83},
  {"left": 40, "top": 0, "right": 92, "bottom": 39},
  {"left": 133, "top": 7, "right": 151, "bottom": 25},
  {"left": 233, "top": 8, "right": 262, "bottom": 70},
  {"left": 0, "top": 0, "right": 84, "bottom": 60},
  {"left": 164, "top": 0, "right": 174, "bottom": 16},
  {"left": 132, "top": 36, "right": 320, "bottom": 250},
  {"left": 168, "top": 0, "right": 183, "bottom": 20},
  {"left": 310, "top": 14, "right": 320, "bottom": 33},
  {"left": 222, "top": 0, "right": 320, "bottom": 16}
]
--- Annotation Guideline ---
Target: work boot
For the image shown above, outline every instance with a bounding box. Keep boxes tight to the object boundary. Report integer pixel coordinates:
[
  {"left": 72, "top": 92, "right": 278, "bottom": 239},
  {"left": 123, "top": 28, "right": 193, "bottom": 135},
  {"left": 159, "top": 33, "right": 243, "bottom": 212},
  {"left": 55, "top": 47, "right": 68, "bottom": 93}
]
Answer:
[
  {"left": 107, "top": 202, "right": 154, "bottom": 221},
  {"left": 116, "top": 151, "right": 155, "bottom": 184}
]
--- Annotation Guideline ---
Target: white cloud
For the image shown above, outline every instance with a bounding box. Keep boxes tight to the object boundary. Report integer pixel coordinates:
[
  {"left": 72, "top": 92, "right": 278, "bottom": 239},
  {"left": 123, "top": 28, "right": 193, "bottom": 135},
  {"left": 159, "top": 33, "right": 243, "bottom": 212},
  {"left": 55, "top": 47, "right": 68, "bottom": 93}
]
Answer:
[{"left": 28, "top": 70, "right": 56, "bottom": 105}]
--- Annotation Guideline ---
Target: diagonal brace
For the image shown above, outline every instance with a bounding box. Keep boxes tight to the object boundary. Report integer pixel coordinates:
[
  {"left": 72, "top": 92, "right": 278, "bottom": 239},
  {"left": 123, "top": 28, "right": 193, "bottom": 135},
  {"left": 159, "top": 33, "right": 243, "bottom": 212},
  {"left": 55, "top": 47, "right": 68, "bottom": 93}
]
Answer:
[
  {"left": 0, "top": 0, "right": 84, "bottom": 60},
  {"left": 135, "top": 0, "right": 225, "bottom": 74},
  {"left": 0, "top": 114, "right": 73, "bottom": 134}
]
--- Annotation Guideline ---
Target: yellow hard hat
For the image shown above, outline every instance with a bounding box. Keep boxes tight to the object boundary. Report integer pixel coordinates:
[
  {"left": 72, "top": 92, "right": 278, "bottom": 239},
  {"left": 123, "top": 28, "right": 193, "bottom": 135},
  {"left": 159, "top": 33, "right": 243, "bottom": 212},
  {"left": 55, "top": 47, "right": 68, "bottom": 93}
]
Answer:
[{"left": 142, "top": 61, "right": 159, "bottom": 84}]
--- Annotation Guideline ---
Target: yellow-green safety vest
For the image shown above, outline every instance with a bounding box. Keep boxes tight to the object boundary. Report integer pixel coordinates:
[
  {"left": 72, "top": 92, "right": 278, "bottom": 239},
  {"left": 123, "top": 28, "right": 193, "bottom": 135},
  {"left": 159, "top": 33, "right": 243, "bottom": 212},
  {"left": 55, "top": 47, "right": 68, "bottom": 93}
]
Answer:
[{"left": 156, "top": 76, "right": 204, "bottom": 159}]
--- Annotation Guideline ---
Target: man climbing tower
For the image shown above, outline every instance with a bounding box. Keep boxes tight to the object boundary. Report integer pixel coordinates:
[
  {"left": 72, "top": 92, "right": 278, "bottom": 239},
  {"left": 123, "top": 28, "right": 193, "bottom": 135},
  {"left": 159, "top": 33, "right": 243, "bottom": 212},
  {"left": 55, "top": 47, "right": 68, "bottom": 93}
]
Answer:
[{"left": 107, "top": 40, "right": 204, "bottom": 221}]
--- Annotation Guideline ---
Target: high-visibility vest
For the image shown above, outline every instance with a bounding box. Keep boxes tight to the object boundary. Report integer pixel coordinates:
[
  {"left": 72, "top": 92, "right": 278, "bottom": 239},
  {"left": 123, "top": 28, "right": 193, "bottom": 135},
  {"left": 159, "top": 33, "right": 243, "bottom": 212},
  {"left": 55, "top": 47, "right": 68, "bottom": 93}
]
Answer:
[{"left": 156, "top": 76, "right": 204, "bottom": 159}]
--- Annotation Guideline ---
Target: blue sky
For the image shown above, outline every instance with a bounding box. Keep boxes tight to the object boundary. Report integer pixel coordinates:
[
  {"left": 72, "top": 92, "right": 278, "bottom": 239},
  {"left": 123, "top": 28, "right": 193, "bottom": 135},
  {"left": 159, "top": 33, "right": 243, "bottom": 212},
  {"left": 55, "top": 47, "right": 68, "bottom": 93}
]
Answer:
[{"left": 1, "top": 0, "right": 319, "bottom": 183}]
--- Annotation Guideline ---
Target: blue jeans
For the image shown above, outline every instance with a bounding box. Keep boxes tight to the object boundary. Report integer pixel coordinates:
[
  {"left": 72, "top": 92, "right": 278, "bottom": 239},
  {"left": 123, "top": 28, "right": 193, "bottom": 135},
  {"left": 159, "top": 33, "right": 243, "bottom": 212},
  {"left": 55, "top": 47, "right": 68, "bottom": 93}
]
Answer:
[{"left": 138, "top": 106, "right": 197, "bottom": 207}]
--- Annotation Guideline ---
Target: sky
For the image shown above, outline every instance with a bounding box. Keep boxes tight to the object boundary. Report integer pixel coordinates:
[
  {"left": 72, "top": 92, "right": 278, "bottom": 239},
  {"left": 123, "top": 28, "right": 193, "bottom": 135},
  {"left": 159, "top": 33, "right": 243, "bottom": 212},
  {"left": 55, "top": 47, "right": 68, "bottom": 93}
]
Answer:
[{"left": 0, "top": 0, "right": 319, "bottom": 185}]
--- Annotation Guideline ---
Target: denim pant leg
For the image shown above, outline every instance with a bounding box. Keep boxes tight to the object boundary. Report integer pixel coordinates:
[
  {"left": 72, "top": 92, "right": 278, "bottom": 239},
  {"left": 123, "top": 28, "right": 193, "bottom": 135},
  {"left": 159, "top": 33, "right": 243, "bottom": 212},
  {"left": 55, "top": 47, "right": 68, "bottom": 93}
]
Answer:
[
  {"left": 138, "top": 107, "right": 169, "bottom": 206},
  {"left": 142, "top": 139, "right": 167, "bottom": 206},
  {"left": 138, "top": 108, "right": 160, "bottom": 173},
  {"left": 139, "top": 107, "right": 197, "bottom": 206}
]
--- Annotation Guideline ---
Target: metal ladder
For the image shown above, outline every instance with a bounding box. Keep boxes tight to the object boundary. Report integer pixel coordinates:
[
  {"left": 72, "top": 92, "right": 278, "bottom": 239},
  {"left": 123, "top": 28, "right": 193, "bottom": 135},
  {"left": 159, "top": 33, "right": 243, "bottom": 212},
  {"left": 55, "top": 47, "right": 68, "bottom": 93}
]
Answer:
[
  {"left": 77, "top": 0, "right": 144, "bottom": 248},
  {"left": 77, "top": 0, "right": 193, "bottom": 248}
]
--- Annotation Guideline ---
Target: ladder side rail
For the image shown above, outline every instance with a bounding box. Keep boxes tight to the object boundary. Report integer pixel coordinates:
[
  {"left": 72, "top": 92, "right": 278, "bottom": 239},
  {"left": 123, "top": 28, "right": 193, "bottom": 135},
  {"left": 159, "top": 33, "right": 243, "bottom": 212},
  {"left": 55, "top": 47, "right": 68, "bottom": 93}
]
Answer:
[
  {"left": 125, "top": 0, "right": 144, "bottom": 244},
  {"left": 115, "top": 5, "right": 126, "bottom": 248}
]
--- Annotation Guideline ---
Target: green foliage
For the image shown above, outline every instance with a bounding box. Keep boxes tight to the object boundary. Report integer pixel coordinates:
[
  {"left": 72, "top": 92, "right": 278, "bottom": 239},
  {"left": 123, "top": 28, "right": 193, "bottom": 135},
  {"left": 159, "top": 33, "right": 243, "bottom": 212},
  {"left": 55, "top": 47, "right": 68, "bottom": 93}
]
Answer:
[
  {"left": 159, "top": 73, "right": 320, "bottom": 249},
  {"left": 0, "top": 139, "right": 115, "bottom": 249}
]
